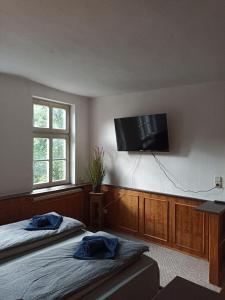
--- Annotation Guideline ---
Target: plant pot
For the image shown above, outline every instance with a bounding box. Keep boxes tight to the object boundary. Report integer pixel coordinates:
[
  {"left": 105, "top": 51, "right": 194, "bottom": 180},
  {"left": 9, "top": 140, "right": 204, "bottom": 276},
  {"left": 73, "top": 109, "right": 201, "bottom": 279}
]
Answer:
[{"left": 92, "top": 185, "right": 101, "bottom": 193}]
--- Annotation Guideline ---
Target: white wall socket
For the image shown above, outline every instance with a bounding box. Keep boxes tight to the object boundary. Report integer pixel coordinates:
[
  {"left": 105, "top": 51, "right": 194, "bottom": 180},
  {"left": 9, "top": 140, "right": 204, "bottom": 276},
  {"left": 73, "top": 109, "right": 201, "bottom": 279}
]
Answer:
[{"left": 215, "top": 176, "right": 223, "bottom": 188}]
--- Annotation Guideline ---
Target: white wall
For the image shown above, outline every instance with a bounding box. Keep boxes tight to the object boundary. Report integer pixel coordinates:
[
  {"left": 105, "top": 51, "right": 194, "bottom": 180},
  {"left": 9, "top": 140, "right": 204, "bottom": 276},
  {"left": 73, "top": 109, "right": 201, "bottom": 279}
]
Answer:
[
  {"left": 1, "top": 74, "right": 224, "bottom": 201},
  {"left": 0, "top": 73, "right": 90, "bottom": 196},
  {"left": 90, "top": 81, "right": 225, "bottom": 201}
]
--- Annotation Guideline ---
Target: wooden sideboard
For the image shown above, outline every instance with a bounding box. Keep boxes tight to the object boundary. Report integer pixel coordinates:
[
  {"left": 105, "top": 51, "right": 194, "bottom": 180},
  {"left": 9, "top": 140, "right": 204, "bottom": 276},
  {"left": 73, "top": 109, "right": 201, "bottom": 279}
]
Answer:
[{"left": 102, "top": 185, "right": 209, "bottom": 259}]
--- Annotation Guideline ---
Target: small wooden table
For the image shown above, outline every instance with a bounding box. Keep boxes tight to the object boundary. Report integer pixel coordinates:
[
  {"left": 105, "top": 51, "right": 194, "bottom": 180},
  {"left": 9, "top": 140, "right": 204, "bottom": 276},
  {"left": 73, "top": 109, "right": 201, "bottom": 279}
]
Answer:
[
  {"left": 89, "top": 192, "right": 105, "bottom": 229},
  {"left": 152, "top": 277, "right": 223, "bottom": 300}
]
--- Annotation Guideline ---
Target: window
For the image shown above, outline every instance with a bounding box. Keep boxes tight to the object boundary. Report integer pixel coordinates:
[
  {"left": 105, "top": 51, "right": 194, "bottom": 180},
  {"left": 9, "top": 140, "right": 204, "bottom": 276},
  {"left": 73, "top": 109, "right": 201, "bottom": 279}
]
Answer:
[{"left": 33, "top": 98, "right": 70, "bottom": 188}]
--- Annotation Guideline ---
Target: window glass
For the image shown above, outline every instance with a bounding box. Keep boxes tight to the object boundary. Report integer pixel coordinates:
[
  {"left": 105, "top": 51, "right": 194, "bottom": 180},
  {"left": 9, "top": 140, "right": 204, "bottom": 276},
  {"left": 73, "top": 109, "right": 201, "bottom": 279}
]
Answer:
[
  {"left": 33, "top": 138, "right": 49, "bottom": 160},
  {"left": 33, "top": 99, "right": 70, "bottom": 187},
  {"left": 52, "top": 160, "right": 66, "bottom": 181},
  {"left": 33, "top": 104, "right": 49, "bottom": 128},
  {"left": 52, "top": 108, "right": 66, "bottom": 129},
  {"left": 33, "top": 161, "right": 49, "bottom": 184},
  {"left": 52, "top": 138, "right": 66, "bottom": 159}
]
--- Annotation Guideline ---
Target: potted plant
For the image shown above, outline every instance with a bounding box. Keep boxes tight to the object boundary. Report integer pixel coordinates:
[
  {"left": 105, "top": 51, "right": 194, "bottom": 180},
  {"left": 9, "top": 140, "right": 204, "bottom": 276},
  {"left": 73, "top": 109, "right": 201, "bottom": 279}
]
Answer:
[{"left": 88, "top": 146, "right": 105, "bottom": 193}]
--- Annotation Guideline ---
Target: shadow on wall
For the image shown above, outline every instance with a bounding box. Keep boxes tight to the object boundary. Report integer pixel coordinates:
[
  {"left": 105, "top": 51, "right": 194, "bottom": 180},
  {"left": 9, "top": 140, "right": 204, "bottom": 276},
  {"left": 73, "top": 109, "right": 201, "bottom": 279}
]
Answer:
[
  {"left": 165, "top": 111, "right": 191, "bottom": 157},
  {"left": 103, "top": 111, "right": 193, "bottom": 158},
  {"left": 113, "top": 112, "right": 192, "bottom": 158},
  {"left": 105, "top": 150, "right": 121, "bottom": 186}
]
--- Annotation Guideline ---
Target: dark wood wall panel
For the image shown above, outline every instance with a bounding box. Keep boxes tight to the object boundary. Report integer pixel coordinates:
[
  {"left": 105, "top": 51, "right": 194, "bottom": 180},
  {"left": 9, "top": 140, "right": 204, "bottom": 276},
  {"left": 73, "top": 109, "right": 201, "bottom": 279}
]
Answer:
[
  {"left": 1, "top": 184, "right": 209, "bottom": 260},
  {"left": 118, "top": 192, "right": 139, "bottom": 233},
  {"left": 140, "top": 196, "right": 169, "bottom": 242},
  {"left": 208, "top": 214, "right": 221, "bottom": 285},
  {"left": 0, "top": 197, "right": 32, "bottom": 225},
  {"left": 0, "top": 188, "right": 89, "bottom": 226},
  {"left": 104, "top": 189, "right": 139, "bottom": 234},
  {"left": 32, "top": 193, "right": 85, "bottom": 220},
  {"left": 104, "top": 190, "right": 118, "bottom": 229},
  {"left": 102, "top": 185, "right": 208, "bottom": 259},
  {"left": 172, "top": 202, "right": 206, "bottom": 255}
]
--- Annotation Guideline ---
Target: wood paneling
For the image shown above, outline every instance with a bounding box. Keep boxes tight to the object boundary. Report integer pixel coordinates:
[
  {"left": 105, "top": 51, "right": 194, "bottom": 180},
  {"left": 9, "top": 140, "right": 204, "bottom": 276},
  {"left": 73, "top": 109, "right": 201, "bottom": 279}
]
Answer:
[
  {"left": 117, "top": 191, "right": 139, "bottom": 233},
  {"left": 103, "top": 188, "right": 140, "bottom": 234},
  {"left": 0, "top": 197, "right": 32, "bottom": 225},
  {"left": 102, "top": 185, "right": 208, "bottom": 259},
  {"left": 170, "top": 199, "right": 208, "bottom": 257},
  {"left": 140, "top": 195, "right": 169, "bottom": 242},
  {"left": 104, "top": 188, "right": 119, "bottom": 228},
  {"left": 0, "top": 188, "right": 88, "bottom": 226},
  {"left": 32, "top": 192, "right": 85, "bottom": 220},
  {"left": 197, "top": 202, "right": 225, "bottom": 286},
  {"left": 208, "top": 214, "right": 221, "bottom": 285},
  {"left": 89, "top": 192, "right": 105, "bottom": 229},
  {"left": 1, "top": 184, "right": 209, "bottom": 262}
]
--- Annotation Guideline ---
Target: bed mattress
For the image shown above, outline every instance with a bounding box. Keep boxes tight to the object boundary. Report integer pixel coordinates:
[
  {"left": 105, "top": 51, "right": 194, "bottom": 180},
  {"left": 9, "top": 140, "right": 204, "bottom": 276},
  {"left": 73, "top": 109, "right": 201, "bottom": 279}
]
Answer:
[
  {"left": 0, "top": 212, "right": 85, "bottom": 260},
  {"left": 74, "top": 254, "right": 159, "bottom": 300},
  {"left": 0, "top": 231, "right": 156, "bottom": 300}
]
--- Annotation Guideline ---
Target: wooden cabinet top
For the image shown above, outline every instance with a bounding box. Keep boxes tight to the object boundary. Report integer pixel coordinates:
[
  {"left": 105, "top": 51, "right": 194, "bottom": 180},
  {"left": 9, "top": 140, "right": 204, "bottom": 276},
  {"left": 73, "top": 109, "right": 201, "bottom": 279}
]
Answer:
[{"left": 196, "top": 201, "right": 225, "bottom": 215}]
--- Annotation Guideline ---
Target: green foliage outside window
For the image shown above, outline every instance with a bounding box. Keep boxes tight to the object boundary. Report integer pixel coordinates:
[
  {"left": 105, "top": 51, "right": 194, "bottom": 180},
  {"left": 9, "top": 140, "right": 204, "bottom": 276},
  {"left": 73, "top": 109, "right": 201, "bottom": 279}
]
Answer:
[
  {"left": 53, "top": 108, "right": 66, "bottom": 129},
  {"left": 33, "top": 104, "right": 49, "bottom": 128},
  {"left": 33, "top": 100, "right": 68, "bottom": 186},
  {"left": 33, "top": 138, "right": 66, "bottom": 184}
]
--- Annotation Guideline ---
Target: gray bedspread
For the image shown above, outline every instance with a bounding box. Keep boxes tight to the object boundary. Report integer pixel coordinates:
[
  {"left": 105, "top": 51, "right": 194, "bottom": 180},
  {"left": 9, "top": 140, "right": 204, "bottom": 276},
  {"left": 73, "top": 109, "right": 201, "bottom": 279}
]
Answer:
[
  {"left": 0, "top": 231, "right": 149, "bottom": 300},
  {"left": 0, "top": 212, "right": 85, "bottom": 252}
]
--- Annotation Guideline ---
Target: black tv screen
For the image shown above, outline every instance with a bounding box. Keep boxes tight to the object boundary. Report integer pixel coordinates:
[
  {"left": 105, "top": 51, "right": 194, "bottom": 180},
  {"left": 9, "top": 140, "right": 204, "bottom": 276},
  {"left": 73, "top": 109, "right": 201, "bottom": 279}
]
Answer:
[{"left": 114, "top": 114, "right": 169, "bottom": 151}]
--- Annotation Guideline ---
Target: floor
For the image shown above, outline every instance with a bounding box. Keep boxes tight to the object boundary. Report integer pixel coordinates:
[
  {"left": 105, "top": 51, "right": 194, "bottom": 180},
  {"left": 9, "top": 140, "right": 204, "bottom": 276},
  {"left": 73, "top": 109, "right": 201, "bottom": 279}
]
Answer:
[{"left": 106, "top": 229, "right": 221, "bottom": 293}]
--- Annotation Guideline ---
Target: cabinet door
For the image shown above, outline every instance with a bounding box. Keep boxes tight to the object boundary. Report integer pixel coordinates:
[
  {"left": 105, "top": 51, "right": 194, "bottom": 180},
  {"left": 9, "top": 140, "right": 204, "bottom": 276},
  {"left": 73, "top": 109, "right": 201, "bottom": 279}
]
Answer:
[
  {"left": 170, "top": 198, "right": 208, "bottom": 258},
  {"left": 139, "top": 194, "right": 169, "bottom": 243},
  {"left": 104, "top": 188, "right": 139, "bottom": 234},
  {"left": 117, "top": 191, "right": 139, "bottom": 234}
]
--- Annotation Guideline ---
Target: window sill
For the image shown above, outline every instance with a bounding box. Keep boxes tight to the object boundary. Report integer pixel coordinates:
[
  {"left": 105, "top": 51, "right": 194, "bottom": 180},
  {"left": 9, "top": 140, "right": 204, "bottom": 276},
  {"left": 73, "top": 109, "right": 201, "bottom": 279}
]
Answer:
[
  {"left": 31, "top": 183, "right": 89, "bottom": 197},
  {"left": 0, "top": 183, "right": 90, "bottom": 202}
]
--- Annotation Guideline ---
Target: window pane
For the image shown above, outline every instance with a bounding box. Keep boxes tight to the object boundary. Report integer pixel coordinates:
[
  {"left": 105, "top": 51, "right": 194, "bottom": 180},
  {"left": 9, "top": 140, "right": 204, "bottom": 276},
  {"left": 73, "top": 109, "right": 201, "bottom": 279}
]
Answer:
[
  {"left": 33, "top": 161, "right": 49, "bottom": 184},
  {"left": 33, "top": 138, "right": 49, "bottom": 160},
  {"left": 52, "top": 139, "right": 66, "bottom": 159},
  {"left": 52, "top": 108, "right": 66, "bottom": 129},
  {"left": 52, "top": 160, "right": 66, "bottom": 181},
  {"left": 33, "top": 104, "right": 49, "bottom": 128}
]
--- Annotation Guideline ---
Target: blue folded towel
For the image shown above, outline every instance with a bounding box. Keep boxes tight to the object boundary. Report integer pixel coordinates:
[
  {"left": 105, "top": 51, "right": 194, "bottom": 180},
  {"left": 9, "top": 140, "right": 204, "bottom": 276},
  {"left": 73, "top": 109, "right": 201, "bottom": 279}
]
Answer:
[
  {"left": 74, "top": 236, "right": 119, "bottom": 260},
  {"left": 25, "top": 213, "right": 63, "bottom": 231}
]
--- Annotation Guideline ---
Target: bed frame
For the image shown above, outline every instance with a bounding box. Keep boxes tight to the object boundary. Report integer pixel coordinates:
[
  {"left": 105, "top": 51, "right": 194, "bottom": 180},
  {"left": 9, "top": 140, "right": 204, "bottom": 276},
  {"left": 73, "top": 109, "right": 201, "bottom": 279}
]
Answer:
[
  {"left": 0, "top": 225, "right": 160, "bottom": 300},
  {"left": 68, "top": 255, "right": 160, "bottom": 300}
]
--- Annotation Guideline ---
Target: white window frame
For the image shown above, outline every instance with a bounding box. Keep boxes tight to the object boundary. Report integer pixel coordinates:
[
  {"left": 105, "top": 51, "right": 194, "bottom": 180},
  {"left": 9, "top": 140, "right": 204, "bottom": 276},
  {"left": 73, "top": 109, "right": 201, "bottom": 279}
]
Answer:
[{"left": 33, "top": 98, "right": 70, "bottom": 188}]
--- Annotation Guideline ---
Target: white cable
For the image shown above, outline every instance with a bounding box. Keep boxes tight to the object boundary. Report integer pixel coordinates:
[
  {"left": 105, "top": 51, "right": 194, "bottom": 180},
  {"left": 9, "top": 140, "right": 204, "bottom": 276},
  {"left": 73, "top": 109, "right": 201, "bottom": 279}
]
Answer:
[
  {"left": 104, "top": 153, "right": 142, "bottom": 210},
  {"left": 104, "top": 152, "right": 216, "bottom": 211},
  {"left": 151, "top": 152, "right": 217, "bottom": 194},
  {"left": 126, "top": 155, "right": 140, "bottom": 178},
  {"left": 131, "top": 153, "right": 142, "bottom": 186}
]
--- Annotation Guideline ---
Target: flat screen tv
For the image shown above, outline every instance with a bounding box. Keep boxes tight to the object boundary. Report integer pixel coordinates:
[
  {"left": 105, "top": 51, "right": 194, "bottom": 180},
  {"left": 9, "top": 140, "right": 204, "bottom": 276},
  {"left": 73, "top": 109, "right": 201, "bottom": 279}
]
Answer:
[{"left": 114, "top": 113, "right": 169, "bottom": 151}]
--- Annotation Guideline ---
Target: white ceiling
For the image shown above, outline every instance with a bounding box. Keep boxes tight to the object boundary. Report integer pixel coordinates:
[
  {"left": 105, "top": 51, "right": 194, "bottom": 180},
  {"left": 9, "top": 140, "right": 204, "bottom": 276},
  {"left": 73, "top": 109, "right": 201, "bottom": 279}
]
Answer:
[{"left": 0, "top": 0, "right": 224, "bottom": 97}]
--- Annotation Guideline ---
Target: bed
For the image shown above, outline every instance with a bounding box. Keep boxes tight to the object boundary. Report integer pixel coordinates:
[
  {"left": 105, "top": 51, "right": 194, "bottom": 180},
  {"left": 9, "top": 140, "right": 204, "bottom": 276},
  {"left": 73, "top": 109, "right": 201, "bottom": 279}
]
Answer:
[
  {"left": 0, "top": 219, "right": 159, "bottom": 299},
  {"left": 0, "top": 212, "right": 85, "bottom": 260}
]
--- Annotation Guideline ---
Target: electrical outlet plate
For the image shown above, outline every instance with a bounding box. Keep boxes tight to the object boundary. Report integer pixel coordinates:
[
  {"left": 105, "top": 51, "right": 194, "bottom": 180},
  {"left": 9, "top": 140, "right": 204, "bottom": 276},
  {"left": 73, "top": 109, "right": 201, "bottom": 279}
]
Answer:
[{"left": 215, "top": 176, "right": 223, "bottom": 188}]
